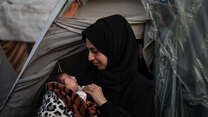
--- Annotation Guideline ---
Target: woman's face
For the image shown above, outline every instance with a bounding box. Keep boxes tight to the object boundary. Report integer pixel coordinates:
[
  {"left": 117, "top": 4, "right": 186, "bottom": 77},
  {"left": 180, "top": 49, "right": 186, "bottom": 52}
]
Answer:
[{"left": 86, "top": 39, "right": 108, "bottom": 70}]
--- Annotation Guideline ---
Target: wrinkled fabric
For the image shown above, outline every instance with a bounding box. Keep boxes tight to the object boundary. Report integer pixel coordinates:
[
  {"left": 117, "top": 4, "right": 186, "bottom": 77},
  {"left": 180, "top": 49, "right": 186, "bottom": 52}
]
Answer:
[
  {"left": 0, "top": 0, "right": 60, "bottom": 42},
  {"left": 0, "top": 0, "right": 148, "bottom": 42},
  {"left": 0, "top": 18, "right": 87, "bottom": 117},
  {"left": 0, "top": 47, "right": 17, "bottom": 110}
]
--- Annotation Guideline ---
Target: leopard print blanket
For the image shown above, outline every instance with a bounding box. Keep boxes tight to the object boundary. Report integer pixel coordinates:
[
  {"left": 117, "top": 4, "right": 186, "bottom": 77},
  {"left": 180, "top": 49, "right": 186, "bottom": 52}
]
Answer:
[{"left": 37, "top": 82, "right": 100, "bottom": 117}]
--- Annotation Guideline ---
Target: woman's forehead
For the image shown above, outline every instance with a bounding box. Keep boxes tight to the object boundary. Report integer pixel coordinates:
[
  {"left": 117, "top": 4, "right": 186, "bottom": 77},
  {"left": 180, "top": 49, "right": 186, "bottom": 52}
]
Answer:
[{"left": 86, "top": 39, "right": 96, "bottom": 49}]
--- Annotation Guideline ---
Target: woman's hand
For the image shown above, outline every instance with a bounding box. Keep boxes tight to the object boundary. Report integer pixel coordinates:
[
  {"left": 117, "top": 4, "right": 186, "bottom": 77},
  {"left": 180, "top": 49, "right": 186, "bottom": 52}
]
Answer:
[{"left": 83, "top": 83, "right": 107, "bottom": 106}]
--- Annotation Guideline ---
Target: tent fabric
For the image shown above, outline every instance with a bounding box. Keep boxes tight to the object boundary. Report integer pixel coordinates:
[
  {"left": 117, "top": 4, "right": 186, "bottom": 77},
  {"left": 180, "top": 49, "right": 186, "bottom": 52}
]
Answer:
[
  {"left": 58, "top": 0, "right": 76, "bottom": 17},
  {"left": 0, "top": 47, "right": 17, "bottom": 111},
  {"left": 63, "top": 1, "right": 80, "bottom": 18},
  {"left": 73, "top": 0, "right": 149, "bottom": 39},
  {"left": 55, "top": 17, "right": 147, "bottom": 39},
  {"left": 142, "top": 0, "right": 208, "bottom": 117},
  {"left": 0, "top": 0, "right": 63, "bottom": 42},
  {"left": 74, "top": 0, "right": 148, "bottom": 20},
  {"left": 58, "top": 0, "right": 88, "bottom": 17},
  {"left": 0, "top": 0, "right": 148, "bottom": 42},
  {"left": 0, "top": 18, "right": 87, "bottom": 117},
  {"left": 0, "top": 41, "right": 33, "bottom": 73}
]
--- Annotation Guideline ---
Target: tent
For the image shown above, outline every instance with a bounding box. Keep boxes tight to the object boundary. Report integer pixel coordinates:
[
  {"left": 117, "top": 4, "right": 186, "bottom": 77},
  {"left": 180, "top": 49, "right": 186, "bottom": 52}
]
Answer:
[
  {"left": 0, "top": 0, "right": 208, "bottom": 117},
  {"left": 0, "top": 0, "right": 152, "bottom": 116}
]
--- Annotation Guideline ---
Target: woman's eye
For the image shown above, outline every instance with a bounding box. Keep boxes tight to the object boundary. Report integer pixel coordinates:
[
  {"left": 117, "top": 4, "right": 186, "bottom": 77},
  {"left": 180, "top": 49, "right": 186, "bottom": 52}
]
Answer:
[
  {"left": 92, "top": 51, "right": 98, "bottom": 54},
  {"left": 91, "top": 50, "right": 98, "bottom": 54}
]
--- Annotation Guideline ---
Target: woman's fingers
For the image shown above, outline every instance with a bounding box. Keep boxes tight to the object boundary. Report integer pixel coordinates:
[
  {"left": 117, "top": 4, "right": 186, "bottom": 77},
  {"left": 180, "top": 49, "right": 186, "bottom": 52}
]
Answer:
[
  {"left": 83, "top": 85, "right": 93, "bottom": 93},
  {"left": 90, "top": 83, "right": 100, "bottom": 88},
  {"left": 82, "top": 88, "right": 91, "bottom": 94},
  {"left": 83, "top": 84, "right": 99, "bottom": 93},
  {"left": 83, "top": 84, "right": 98, "bottom": 95},
  {"left": 83, "top": 84, "right": 107, "bottom": 106},
  {"left": 88, "top": 83, "right": 99, "bottom": 88}
]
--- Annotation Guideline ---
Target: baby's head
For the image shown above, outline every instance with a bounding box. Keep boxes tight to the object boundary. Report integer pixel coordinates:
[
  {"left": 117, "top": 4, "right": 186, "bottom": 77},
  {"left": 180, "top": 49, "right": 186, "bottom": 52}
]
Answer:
[{"left": 58, "top": 73, "right": 78, "bottom": 92}]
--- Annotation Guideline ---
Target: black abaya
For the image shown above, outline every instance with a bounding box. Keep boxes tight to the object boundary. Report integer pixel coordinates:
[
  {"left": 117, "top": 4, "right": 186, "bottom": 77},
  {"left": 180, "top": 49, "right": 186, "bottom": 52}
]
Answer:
[{"left": 81, "top": 15, "right": 155, "bottom": 117}]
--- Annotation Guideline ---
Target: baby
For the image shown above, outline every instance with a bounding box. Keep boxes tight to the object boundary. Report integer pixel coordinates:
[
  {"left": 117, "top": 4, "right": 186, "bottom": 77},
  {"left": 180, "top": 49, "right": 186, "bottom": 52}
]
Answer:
[{"left": 37, "top": 73, "right": 99, "bottom": 117}]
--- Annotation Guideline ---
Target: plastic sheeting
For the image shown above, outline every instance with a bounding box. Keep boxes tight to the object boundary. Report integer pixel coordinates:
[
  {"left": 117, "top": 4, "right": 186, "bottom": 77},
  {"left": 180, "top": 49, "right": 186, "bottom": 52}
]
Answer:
[{"left": 141, "top": 0, "right": 208, "bottom": 117}]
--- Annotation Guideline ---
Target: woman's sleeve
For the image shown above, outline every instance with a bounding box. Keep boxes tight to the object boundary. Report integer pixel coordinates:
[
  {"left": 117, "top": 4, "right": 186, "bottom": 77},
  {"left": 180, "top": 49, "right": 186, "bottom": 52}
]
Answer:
[
  {"left": 99, "top": 86, "right": 155, "bottom": 117},
  {"left": 99, "top": 101, "right": 131, "bottom": 117}
]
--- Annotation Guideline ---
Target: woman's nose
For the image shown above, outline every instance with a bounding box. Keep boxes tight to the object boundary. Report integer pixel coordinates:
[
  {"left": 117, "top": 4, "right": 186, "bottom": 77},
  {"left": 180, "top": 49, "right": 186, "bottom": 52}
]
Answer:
[{"left": 88, "top": 51, "right": 95, "bottom": 61}]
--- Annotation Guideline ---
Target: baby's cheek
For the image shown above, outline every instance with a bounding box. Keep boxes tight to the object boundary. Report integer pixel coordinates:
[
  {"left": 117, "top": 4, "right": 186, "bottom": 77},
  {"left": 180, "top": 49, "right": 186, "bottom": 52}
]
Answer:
[
  {"left": 65, "top": 82, "right": 73, "bottom": 88},
  {"left": 72, "top": 82, "right": 78, "bottom": 89}
]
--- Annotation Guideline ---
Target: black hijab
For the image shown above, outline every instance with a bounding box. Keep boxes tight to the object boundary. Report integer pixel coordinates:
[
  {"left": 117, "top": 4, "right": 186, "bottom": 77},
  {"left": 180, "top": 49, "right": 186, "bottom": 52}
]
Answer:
[{"left": 82, "top": 15, "right": 139, "bottom": 94}]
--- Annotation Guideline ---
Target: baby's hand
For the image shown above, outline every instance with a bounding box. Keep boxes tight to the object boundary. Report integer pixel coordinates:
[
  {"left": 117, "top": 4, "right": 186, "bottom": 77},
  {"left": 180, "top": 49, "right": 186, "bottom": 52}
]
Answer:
[{"left": 59, "top": 73, "right": 78, "bottom": 92}]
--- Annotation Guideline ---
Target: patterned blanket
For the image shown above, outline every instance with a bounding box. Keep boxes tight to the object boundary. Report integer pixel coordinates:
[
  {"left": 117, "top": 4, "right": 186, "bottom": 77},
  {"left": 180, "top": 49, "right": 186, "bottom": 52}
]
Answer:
[{"left": 37, "top": 82, "right": 100, "bottom": 117}]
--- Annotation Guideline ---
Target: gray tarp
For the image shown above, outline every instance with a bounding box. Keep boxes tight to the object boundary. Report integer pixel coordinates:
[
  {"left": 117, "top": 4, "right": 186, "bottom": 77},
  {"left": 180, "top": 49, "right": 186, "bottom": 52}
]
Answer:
[
  {"left": 73, "top": 0, "right": 149, "bottom": 39},
  {"left": 0, "top": 0, "right": 61, "bottom": 42},
  {"left": 0, "top": 47, "right": 17, "bottom": 110},
  {"left": 142, "top": 0, "right": 208, "bottom": 117},
  {"left": 0, "top": 0, "right": 147, "bottom": 42}
]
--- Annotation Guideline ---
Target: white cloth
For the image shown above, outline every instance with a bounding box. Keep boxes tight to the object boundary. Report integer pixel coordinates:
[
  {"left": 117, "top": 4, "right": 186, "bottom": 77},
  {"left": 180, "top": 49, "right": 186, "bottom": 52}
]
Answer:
[{"left": 76, "top": 86, "right": 87, "bottom": 101}]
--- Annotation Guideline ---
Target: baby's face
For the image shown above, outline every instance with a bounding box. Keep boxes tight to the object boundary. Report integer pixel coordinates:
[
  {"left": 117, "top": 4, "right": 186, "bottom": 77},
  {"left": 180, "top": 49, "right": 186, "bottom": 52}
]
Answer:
[{"left": 60, "top": 74, "right": 78, "bottom": 92}]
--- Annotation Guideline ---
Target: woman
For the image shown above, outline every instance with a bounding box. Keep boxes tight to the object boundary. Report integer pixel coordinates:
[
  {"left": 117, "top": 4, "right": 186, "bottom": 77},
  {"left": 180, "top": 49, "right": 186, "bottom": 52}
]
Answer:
[{"left": 79, "top": 15, "right": 155, "bottom": 117}]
